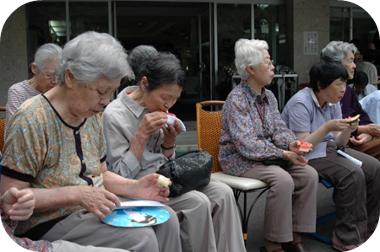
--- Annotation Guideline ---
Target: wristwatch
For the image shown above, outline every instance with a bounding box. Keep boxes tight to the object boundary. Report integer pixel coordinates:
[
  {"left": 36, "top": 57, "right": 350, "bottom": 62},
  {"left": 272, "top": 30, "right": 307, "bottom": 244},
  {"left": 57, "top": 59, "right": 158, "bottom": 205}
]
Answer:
[{"left": 161, "top": 144, "right": 176, "bottom": 150}]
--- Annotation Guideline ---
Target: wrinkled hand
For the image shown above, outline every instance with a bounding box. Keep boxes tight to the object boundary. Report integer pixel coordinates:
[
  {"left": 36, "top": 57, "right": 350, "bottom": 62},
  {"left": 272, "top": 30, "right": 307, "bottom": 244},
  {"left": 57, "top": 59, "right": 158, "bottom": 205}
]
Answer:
[
  {"left": 79, "top": 186, "right": 120, "bottom": 220},
  {"left": 162, "top": 119, "right": 181, "bottom": 147},
  {"left": 328, "top": 119, "right": 358, "bottom": 133},
  {"left": 283, "top": 150, "right": 309, "bottom": 167},
  {"left": 347, "top": 118, "right": 360, "bottom": 133},
  {"left": 289, "top": 140, "right": 313, "bottom": 156},
  {"left": 349, "top": 133, "right": 373, "bottom": 146},
  {"left": 138, "top": 111, "right": 168, "bottom": 137},
  {"left": 135, "top": 173, "right": 171, "bottom": 202},
  {"left": 367, "top": 124, "right": 380, "bottom": 136},
  {"left": 1, "top": 187, "right": 35, "bottom": 221}
]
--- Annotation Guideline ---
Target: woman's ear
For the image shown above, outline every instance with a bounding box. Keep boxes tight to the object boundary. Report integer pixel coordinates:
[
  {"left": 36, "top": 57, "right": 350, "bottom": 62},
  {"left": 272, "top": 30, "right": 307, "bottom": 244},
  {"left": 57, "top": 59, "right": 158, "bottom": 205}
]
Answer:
[
  {"left": 141, "top": 77, "right": 149, "bottom": 91},
  {"left": 246, "top": 64, "right": 255, "bottom": 75},
  {"left": 317, "top": 81, "right": 322, "bottom": 91},
  {"left": 64, "top": 69, "right": 76, "bottom": 88},
  {"left": 30, "top": 63, "right": 38, "bottom": 75}
]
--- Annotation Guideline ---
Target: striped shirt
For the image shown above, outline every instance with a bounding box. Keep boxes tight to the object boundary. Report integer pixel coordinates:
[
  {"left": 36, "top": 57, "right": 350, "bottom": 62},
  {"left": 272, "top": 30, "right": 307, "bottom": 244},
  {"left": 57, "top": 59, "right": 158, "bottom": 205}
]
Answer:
[{"left": 5, "top": 80, "right": 40, "bottom": 130}]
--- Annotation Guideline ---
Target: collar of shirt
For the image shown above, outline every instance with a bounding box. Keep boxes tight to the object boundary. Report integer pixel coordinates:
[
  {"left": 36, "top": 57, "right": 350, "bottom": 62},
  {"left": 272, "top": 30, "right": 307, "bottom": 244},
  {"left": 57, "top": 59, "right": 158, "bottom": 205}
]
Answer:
[
  {"left": 121, "top": 86, "right": 147, "bottom": 118},
  {"left": 242, "top": 81, "right": 269, "bottom": 104},
  {"left": 308, "top": 87, "right": 333, "bottom": 108}
]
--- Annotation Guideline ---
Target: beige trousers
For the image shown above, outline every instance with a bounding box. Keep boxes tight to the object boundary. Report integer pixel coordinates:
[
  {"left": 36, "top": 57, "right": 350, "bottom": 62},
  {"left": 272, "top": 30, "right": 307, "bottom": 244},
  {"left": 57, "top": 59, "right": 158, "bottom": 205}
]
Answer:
[{"left": 241, "top": 164, "right": 318, "bottom": 243}]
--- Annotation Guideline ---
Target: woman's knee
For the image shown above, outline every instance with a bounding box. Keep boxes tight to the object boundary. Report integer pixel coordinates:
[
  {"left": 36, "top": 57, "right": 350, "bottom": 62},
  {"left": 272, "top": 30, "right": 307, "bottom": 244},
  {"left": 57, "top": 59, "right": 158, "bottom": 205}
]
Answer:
[
  {"left": 272, "top": 172, "right": 295, "bottom": 194},
  {"left": 338, "top": 165, "right": 365, "bottom": 188},
  {"left": 212, "top": 180, "right": 234, "bottom": 198},
  {"left": 162, "top": 206, "right": 180, "bottom": 231},
  {"left": 182, "top": 191, "right": 212, "bottom": 212},
  {"left": 206, "top": 180, "right": 236, "bottom": 206},
  {"left": 363, "top": 159, "right": 380, "bottom": 181},
  {"left": 303, "top": 166, "right": 319, "bottom": 185}
]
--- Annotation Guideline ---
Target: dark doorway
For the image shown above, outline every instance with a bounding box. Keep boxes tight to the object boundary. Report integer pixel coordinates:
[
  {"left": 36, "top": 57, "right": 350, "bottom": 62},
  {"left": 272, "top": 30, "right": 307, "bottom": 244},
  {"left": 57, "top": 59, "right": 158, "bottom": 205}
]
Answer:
[{"left": 115, "top": 2, "right": 211, "bottom": 121}]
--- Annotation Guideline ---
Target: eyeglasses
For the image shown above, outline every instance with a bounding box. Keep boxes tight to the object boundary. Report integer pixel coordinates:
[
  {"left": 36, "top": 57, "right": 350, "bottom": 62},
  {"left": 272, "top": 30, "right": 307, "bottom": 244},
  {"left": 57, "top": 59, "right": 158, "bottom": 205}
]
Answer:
[
  {"left": 262, "top": 59, "right": 274, "bottom": 68},
  {"left": 37, "top": 66, "right": 56, "bottom": 81}
]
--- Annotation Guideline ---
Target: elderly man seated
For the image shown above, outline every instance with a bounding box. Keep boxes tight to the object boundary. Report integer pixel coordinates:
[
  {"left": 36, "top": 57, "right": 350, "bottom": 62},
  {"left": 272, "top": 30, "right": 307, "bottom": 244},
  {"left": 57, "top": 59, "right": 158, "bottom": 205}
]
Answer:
[
  {"left": 360, "top": 90, "right": 380, "bottom": 125},
  {"left": 349, "top": 71, "right": 377, "bottom": 101}
]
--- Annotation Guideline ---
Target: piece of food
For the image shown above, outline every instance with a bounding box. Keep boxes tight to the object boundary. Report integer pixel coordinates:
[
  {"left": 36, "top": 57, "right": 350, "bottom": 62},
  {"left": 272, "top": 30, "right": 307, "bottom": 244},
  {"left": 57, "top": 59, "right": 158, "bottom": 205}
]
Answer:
[
  {"left": 165, "top": 112, "right": 187, "bottom": 132},
  {"left": 166, "top": 113, "right": 177, "bottom": 125},
  {"left": 299, "top": 140, "right": 311, "bottom": 153},
  {"left": 166, "top": 112, "right": 177, "bottom": 117},
  {"left": 348, "top": 114, "right": 360, "bottom": 124},
  {"left": 157, "top": 175, "right": 170, "bottom": 188}
]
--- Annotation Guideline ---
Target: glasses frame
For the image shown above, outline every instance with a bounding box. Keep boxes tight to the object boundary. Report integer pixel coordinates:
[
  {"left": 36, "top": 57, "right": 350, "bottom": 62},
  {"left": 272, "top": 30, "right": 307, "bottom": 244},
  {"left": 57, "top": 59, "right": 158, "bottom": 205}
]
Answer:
[
  {"left": 37, "top": 66, "right": 57, "bottom": 81},
  {"left": 262, "top": 59, "right": 274, "bottom": 68}
]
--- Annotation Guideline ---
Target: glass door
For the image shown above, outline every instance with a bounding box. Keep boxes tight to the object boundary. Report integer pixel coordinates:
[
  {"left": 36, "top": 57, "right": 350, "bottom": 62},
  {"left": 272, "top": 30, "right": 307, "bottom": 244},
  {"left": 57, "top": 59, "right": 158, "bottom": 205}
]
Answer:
[
  {"left": 216, "top": 3, "right": 251, "bottom": 100},
  {"left": 114, "top": 2, "right": 210, "bottom": 121}
]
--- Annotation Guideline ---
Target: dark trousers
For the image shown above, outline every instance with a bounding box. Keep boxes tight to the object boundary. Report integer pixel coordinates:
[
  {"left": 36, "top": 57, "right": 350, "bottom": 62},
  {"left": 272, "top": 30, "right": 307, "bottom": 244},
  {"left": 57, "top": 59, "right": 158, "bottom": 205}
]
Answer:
[
  {"left": 308, "top": 141, "right": 380, "bottom": 245},
  {"left": 349, "top": 136, "right": 380, "bottom": 161}
]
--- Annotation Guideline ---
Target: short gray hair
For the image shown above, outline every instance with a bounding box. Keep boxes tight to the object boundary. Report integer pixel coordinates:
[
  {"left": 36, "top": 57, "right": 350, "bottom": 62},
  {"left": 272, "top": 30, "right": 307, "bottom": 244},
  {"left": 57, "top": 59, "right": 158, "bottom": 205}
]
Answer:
[
  {"left": 33, "top": 43, "right": 62, "bottom": 70},
  {"left": 320, "top": 41, "right": 357, "bottom": 64},
  {"left": 128, "top": 45, "right": 157, "bottom": 73},
  {"left": 234, "top": 38, "right": 269, "bottom": 80},
  {"left": 56, "top": 31, "right": 133, "bottom": 86},
  {"left": 127, "top": 45, "right": 157, "bottom": 85}
]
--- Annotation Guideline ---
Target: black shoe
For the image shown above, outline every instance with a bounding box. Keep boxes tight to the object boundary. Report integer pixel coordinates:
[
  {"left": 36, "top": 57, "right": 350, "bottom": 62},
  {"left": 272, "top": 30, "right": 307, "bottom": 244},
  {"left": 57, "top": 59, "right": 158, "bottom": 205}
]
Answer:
[
  {"left": 281, "top": 241, "right": 311, "bottom": 252},
  {"left": 260, "top": 246, "right": 285, "bottom": 252}
]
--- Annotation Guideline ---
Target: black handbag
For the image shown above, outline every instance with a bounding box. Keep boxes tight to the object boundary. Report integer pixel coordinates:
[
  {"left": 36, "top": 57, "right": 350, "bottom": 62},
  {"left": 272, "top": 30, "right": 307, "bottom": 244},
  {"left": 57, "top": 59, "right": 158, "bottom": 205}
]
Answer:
[
  {"left": 262, "top": 159, "right": 293, "bottom": 169},
  {"left": 156, "top": 150, "right": 213, "bottom": 197}
]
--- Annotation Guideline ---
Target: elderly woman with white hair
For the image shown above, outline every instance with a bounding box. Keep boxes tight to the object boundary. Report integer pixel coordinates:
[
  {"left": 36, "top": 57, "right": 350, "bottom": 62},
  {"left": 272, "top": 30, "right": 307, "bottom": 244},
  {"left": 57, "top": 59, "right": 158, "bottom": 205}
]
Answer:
[
  {"left": 0, "top": 31, "right": 181, "bottom": 252},
  {"left": 218, "top": 38, "right": 318, "bottom": 252},
  {"left": 5, "top": 43, "right": 62, "bottom": 129}
]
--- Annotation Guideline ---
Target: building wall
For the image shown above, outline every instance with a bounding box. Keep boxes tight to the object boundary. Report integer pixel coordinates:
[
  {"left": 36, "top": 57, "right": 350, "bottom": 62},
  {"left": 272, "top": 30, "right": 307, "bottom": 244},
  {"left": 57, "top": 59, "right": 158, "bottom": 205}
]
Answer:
[
  {"left": 288, "top": 0, "right": 330, "bottom": 86},
  {"left": 0, "top": 5, "right": 28, "bottom": 108}
]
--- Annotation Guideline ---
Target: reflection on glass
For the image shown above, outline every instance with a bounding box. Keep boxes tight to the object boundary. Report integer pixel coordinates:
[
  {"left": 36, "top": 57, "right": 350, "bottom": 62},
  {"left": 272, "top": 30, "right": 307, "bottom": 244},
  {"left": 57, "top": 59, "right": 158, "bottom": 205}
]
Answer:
[
  {"left": 28, "top": 2, "right": 66, "bottom": 46},
  {"left": 49, "top": 20, "right": 67, "bottom": 43},
  {"left": 69, "top": 2, "right": 109, "bottom": 39},
  {"left": 115, "top": 2, "right": 210, "bottom": 120},
  {"left": 216, "top": 4, "right": 285, "bottom": 100},
  {"left": 352, "top": 7, "right": 377, "bottom": 53},
  {"left": 330, "top": 6, "right": 377, "bottom": 53},
  {"left": 254, "top": 4, "right": 285, "bottom": 66},
  {"left": 217, "top": 4, "right": 250, "bottom": 100},
  {"left": 27, "top": 1, "right": 66, "bottom": 74},
  {"left": 330, "top": 7, "right": 350, "bottom": 42}
]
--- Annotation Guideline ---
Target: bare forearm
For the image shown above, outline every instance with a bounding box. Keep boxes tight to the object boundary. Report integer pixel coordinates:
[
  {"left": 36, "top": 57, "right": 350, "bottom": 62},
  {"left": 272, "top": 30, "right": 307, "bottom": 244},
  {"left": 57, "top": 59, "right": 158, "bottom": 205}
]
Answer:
[
  {"left": 32, "top": 186, "right": 81, "bottom": 212},
  {"left": 335, "top": 130, "right": 351, "bottom": 146},
  {"left": 129, "top": 130, "right": 148, "bottom": 163},
  {"left": 356, "top": 124, "right": 380, "bottom": 138},
  {"left": 102, "top": 170, "right": 137, "bottom": 198},
  {"left": 357, "top": 125, "right": 367, "bottom": 135},
  {"left": 297, "top": 124, "right": 330, "bottom": 147},
  {"left": 1, "top": 176, "right": 80, "bottom": 213}
]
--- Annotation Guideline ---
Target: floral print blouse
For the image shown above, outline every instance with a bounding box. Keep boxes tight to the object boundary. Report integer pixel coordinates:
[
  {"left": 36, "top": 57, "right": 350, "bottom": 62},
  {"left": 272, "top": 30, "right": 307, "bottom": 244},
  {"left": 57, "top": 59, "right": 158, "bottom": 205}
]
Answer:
[
  {"left": 0, "top": 94, "right": 107, "bottom": 235},
  {"left": 2, "top": 208, "right": 52, "bottom": 251},
  {"left": 219, "top": 82, "right": 297, "bottom": 176}
]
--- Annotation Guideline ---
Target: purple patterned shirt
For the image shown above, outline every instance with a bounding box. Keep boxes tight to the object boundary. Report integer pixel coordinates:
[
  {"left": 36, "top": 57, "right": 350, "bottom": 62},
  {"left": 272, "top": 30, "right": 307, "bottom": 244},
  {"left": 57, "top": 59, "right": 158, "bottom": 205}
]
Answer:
[{"left": 219, "top": 82, "right": 297, "bottom": 176}]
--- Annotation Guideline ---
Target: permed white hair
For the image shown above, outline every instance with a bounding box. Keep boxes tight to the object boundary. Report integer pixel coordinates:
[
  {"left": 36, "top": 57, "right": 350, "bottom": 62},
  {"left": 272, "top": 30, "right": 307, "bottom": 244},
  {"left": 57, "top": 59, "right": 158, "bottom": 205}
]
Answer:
[
  {"left": 56, "top": 31, "right": 133, "bottom": 86},
  {"left": 320, "top": 41, "right": 357, "bottom": 64},
  {"left": 234, "top": 38, "right": 269, "bottom": 80},
  {"left": 33, "top": 43, "right": 62, "bottom": 70}
]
